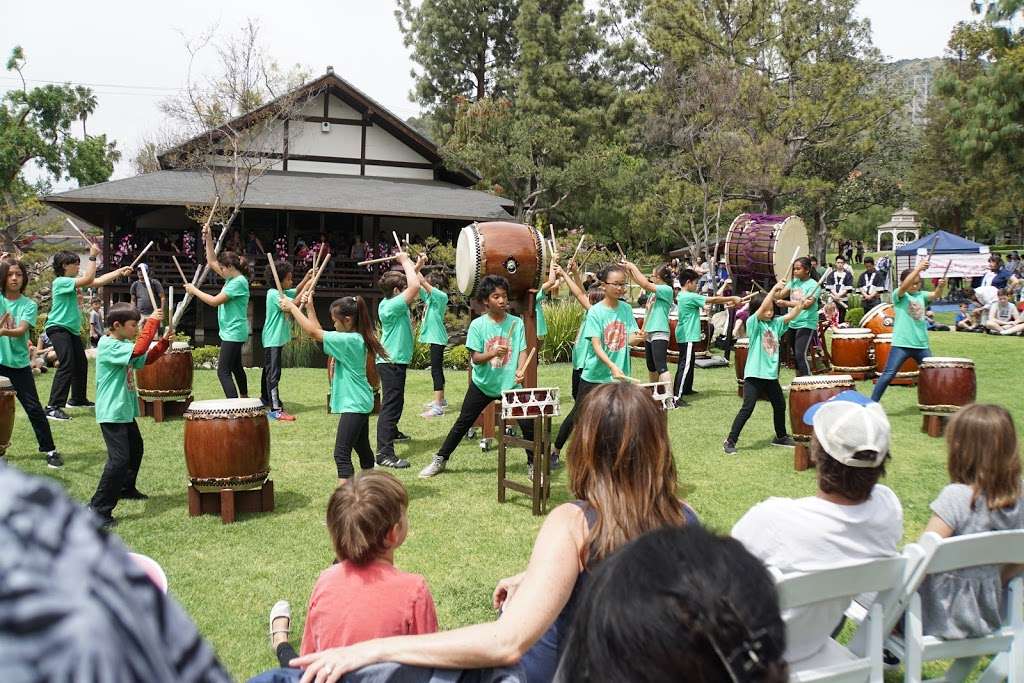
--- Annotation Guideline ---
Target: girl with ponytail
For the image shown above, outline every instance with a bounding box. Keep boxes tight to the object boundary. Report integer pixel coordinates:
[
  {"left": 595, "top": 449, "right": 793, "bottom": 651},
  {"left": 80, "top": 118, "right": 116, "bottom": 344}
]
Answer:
[{"left": 279, "top": 294, "right": 388, "bottom": 486}]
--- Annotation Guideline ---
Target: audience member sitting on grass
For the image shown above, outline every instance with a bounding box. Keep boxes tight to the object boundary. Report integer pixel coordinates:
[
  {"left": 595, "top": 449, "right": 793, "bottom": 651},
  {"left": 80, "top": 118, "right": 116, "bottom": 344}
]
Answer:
[
  {"left": 555, "top": 525, "right": 788, "bottom": 683},
  {"left": 289, "top": 382, "right": 697, "bottom": 683},
  {"left": 250, "top": 471, "right": 437, "bottom": 683},
  {"left": 985, "top": 289, "right": 1024, "bottom": 335},
  {"left": 925, "top": 307, "right": 950, "bottom": 331},
  {"left": 916, "top": 403, "right": 1024, "bottom": 640},
  {"left": 955, "top": 303, "right": 983, "bottom": 332},
  {"left": 731, "top": 390, "right": 902, "bottom": 665}
]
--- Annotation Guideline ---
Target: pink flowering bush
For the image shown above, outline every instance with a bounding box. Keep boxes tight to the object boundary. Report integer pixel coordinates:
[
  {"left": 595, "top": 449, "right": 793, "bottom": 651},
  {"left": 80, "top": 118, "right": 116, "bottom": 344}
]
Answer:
[{"left": 112, "top": 234, "right": 137, "bottom": 266}]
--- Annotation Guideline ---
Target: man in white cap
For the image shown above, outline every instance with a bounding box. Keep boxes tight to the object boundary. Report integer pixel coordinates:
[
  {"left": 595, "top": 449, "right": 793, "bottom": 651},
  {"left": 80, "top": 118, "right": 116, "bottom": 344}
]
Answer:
[{"left": 731, "top": 390, "right": 903, "bottom": 665}]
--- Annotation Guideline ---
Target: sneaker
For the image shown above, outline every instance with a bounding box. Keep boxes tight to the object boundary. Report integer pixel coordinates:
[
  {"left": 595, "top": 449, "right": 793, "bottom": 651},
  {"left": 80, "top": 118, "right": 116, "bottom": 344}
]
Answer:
[
  {"left": 46, "top": 407, "right": 71, "bottom": 421},
  {"left": 550, "top": 451, "right": 563, "bottom": 470},
  {"left": 46, "top": 451, "right": 64, "bottom": 469},
  {"left": 423, "top": 399, "right": 449, "bottom": 408},
  {"left": 723, "top": 439, "right": 738, "bottom": 455},
  {"left": 418, "top": 455, "right": 447, "bottom": 478},
  {"left": 376, "top": 454, "right": 410, "bottom": 469},
  {"left": 393, "top": 431, "right": 411, "bottom": 441},
  {"left": 120, "top": 488, "right": 149, "bottom": 500},
  {"left": 420, "top": 403, "right": 444, "bottom": 418},
  {"left": 66, "top": 399, "right": 95, "bottom": 408},
  {"left": 682, "top": 390, "right": 699, "bottom": 396},
  {"left": 674, "top": 398, "right": 690, "bottom": 408},
  {"left": 87, "top": 509, "right": 117, "bottom": 530},
  {"left": 269, "top": 410, "right": 296, "bottom": 422},
  {"left": 771, "top": 435, "right": 796, "bottom": 448}
]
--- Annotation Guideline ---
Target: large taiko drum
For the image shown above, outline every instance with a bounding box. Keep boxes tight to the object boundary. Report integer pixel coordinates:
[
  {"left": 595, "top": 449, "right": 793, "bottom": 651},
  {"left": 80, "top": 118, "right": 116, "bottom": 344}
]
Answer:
[
  {"left": 830, "top": 328, "right": 874, "bottom": 378},
  {"left": 725, "top": 213, "right": 809, "bottom": 291},
  {"left": 136, "top": 342, "right": 193, "bottom": 401},
  {"left": 733, "top": 338, "right": 749, "bottom": 396},
  {"left": 789, "top": 375, "right": 855, "bottom": 466},
  {"left": 918, "top": 357, "right": 976, "bottom": 421},
  {"left": 0, "top": 376, "right": 14, "bottom": 457},
  {"left": 183, "top": 399, "right": 270, "bottom": 492},
  {"left": 456, "top": 222, "right": 551, "bottom": 301},
  {"left": 872, "top": 334, "right": 918, "bottom": 385},
  {"left": 860, "top": 304, "right": 895, "bottom": 335}
]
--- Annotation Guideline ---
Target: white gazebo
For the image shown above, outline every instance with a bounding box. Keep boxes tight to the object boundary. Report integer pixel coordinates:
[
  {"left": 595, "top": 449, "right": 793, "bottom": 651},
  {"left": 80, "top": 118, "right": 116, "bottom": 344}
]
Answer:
[{"left": 876, "top": 206, "right": 922, "bottom": 252}]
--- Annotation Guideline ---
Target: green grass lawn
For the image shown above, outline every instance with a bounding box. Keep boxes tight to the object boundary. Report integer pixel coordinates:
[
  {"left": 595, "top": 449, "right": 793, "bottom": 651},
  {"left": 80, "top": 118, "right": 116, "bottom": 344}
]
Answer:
[{"left": 5, "top": 330, "right": 1022, "bottom": 680}]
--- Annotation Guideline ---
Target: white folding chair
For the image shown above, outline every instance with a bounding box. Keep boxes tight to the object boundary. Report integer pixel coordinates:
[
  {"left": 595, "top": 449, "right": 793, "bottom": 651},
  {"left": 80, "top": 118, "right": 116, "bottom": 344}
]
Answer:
[{"left": 774, "top": 556, "right": 907, "bottom": 683}]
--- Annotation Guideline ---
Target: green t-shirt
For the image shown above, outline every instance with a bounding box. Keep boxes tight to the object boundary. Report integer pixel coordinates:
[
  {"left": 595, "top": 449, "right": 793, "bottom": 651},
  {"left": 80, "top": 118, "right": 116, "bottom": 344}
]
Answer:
[
  {"left": 467, "top": 313, "right": 525, "bottom": 397},
  {"left": 892, "top": 289, "right": 930, "bottom": 349},
  {"left": 787, "top": 277, "right": 819, "bottom": 329},
  {"left": 572, "top": 321, "right": 590, "bottom": 370},
  {"left": 323, "top": 331, "right": 373, "bottom": 414},
  {"left": 95, "top": 334, "right": 146, "bottom": 424},
  {"left": 582, "top": 300, "right": 638, "bottom": 384},
  {"left": 417, "top": 288, "right": 449, "bottom": 346},
  {"left": 745, "top": 316, "right": 789, "bottom": 380},
  {"left": 675, "top": 290, "right": 707, "bottom": 343},
  {"left": 646, "top": 285, "right": 675, "bottom": 334},
  {"left": 0, "top": 296, "right": 38, "bottom": 368},
  {"left": 535, "top": 289, "right": 548, "bottom": 338},
  {"left": 262, "top": 288, "right": 297, "bottom": 349},
  {"left": 47, "top": 276, "right": 81, "bottom": 333},
  {"left": 377, "top": 295, "right": 414, "bottom": 365},
  {"left": 218, "top": 276, "right": 250, "bottom": 343}
]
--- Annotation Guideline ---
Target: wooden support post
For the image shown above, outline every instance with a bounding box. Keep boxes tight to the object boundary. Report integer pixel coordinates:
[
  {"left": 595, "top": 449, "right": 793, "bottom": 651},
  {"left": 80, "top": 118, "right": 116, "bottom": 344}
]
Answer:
[
  {"left": 922, "top": 414, "right": 946, "bottom": 438},
  {"left": 794, "top": 442, "right": 813, "bottom": 471},
  {"left": 219, "top": 489, "right": 236, "bottom": 524}
]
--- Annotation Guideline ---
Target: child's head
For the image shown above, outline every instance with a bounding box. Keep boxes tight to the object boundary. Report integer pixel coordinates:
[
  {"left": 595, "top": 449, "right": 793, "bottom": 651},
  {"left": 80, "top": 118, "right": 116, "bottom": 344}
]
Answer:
[
  {"left": 91, "top": 298, "right": 102, "bottom": 309},
  {"left": 476, "top": 275, "right": 509, "bottom": 313},
  {"left": 326, "top": 470, "right": 409, "bottom": 564},
  {"left": 946, "top": 404, "right": 1021, "bottom": 510},
  {"left": 998, "top": 288, "right": 1010, "bottom": 304},
  {"left": 0, "top": 259, "right": 28, "bottom": 294},
  {"left": 806, "top": 392, "right": 891, "bottom": 503},
  {"left": 652, "top": 262, "right": 674, "bottom": 286},
  {"left": 217, "top": 250, "right": 249, "bottom": 278},
  {"left": 586, "top": 285, "right": 604, "bottom": 306},
  {"left": 900, "top": 267, "right": 920, "bottom": 292},
  {"left": 678, "top": 268, "right": 699, "bottom": 291},
  {"left": 597, "top": 265, "right": 628, "bottom": 301},
  {"left": 106, "top": 304, "right": 142, "bottom": 340},
  {"left": 275, "top": 260, "right": 294, "bottom": 288},
  {"left": 52, "top": 251, "right": 80, "bottom": 278},
  {"left": 959, "top": 303, "right": 969, "bottom": 312},
  {"left": 378, "top": 270, "right": 407, "bottom": 298},
  {"left": 792, "top": 257, "right": 812, "bottom": 280}
]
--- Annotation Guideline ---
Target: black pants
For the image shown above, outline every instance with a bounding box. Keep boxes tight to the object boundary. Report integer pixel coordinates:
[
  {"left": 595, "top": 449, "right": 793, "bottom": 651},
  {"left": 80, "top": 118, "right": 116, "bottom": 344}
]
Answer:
[
  {"left": 91, "top": 421, "right": 144, "bottom": 518},
  {"left": 723, "top": 308, "right": 737, "bottom": 360},
  {"left": 672, "top": 341, "right": 697, "bottom": 399},
  {"left": 0, "top": 365, "right": 55, "bottom": 452},
  {"left": 836, "top": 301, "right": 849, "bottom": 324},
  {"left": 260, "top": 346, "right": 284, "bottom": 411},
  {"left": 333, "top": 412, "right": 375, "bottom": 479},
  {"left": 429, "top": 344, "right": 445, "bottom": 392},
  {"left": 218, "top": 341, "right": 248, "bottom": 398},
  {"left": 645, "top": 339, "right": 669, "bottom": 374},
  {"left": 437, "top": 382, "right": 535, "bottom": 463},
  {"left": 793, "top": 328, "right": 814, "bottom": 377},
  {"left": 555, "top": 379, "right": 600, "bottom": 450},
  {"left": 376, "top": 363, "right": 407, "bottom": 460},
  {"left": 571, "top": 367, "right": 583, "bottom": 400},
  {"left": 727, "top": 377, "right": 787, "bottom": 444},
  {"left": 46, "top": 326, "right": 88, "bottom": 408}
]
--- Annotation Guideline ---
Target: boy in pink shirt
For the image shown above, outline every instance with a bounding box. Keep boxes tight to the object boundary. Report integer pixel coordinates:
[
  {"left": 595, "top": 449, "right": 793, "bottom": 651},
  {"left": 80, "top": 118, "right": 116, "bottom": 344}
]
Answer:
[{"left": 254, "top": 471, "right": 437, "bottom": 682}]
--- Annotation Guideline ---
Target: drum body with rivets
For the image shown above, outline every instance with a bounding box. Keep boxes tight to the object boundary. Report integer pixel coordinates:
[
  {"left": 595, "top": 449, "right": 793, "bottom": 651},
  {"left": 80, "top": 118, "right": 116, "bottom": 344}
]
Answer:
[{"left": 456, "top": 222, "right": 551, "bottom": 301}]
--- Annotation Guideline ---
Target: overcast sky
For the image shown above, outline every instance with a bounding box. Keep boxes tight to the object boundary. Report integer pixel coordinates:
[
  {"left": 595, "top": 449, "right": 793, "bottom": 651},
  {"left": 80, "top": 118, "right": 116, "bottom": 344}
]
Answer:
[{"left": 2, "top": 0, "right": 978, "bottom": 188}]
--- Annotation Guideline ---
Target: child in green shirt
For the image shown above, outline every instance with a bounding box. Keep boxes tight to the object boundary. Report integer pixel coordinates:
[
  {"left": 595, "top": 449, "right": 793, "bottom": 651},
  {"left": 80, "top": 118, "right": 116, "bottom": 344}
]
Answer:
[
  {"left": 622, "top": 261, "right": 676, "bottom": 384},
  {"left": 778, "top": 257, "right": 819, "bottom": 377},
  {"left": 672, "top": 268, "right": 741, "bottom": 405},
  {"left": 44, "top": 245, "right": 133, "bottom": 421},
  {"left": 260, "top": 261, "right": 313, "bottom": 421},
  {"left": 870, "top": 259, "right": 945, "bottom": 402},
  {"left": 557, "top": 263, "right": 604, "bottom": 399},
  {"left": 419, "top": 275, "right": 535, "bottom": 480},
  {"left": 723, "top": 282, "right": 812, "bottom": 454},
  {"left": 88, "top": 304, "right": 171, "bottom": 528},
  {"left": 0, "top": 259, "right": 61, "bottom": 468},
  {"left": 414, "top": 261, "right": 450, "bottom": 418},
  {"left": 280, "top": 294, "right": 389, "bottom": 486}
]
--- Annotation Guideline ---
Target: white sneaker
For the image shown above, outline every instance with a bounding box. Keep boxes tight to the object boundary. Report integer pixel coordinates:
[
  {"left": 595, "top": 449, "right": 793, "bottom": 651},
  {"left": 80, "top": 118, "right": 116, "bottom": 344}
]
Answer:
[
  {"left": 418, "top": 455, "right": 447, "bottom": 478},
  {"left": 420, "top": 403, "right": 444, "bottom": 417}
]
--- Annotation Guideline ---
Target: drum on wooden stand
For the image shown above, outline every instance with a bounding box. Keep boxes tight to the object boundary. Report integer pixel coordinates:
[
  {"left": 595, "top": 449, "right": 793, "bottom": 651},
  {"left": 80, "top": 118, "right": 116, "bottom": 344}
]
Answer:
[
  {"left": 872, "top": 334, "right": 918, "bottom": 386},
  {"left": 789, "top": 375, "right": 855, "bottom": 471},
  {"left": 829, "top": 328, "right": 874, "bottom": 380},
  {"left": 456, "top": 222, "right": 552, "bottom": 302},
  {"left": 630, "top": 309, "right": 679, "bottom": 361},
  {"left": 183, "top": 398, "right": 273, "bottom": 523},
  {"left": 733, "top": 338, "right": 749, "bottom": 397},
  {"left": 501, "top": 387, "right": 561, "bottom": 420},
  {"left": 724, "top": 213, "right": 809, "bottom": 292},
  {"left": 860, "top": 304, "right": 895, "bottom": 335},
  {"left": 0, "top": 376, "right": 15, "bottom": 457},
  {"left": 918, "top": 357, "right": 976, "bottom": 437},
  {"left": 695, "top": 314, "right": 712, "bottom": 359},
  {"left": 137, "top": 341, "right": 193, "bottom": 401},
  {"left": 498, "top": 388, "right": 561, "bottom": 516}
]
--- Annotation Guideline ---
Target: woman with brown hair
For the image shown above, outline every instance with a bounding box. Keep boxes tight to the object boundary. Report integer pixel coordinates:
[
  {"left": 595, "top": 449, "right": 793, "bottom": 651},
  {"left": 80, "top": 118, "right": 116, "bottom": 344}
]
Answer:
[{"left": 289, "top": 382, "right": 697, "bottom": 683}]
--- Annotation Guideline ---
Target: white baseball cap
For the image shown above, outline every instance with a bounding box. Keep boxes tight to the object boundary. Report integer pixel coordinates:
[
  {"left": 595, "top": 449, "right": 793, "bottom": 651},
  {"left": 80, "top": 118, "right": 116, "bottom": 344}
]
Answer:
[{"left": 802, "top": 391, "right": 890, "bottom": 468}]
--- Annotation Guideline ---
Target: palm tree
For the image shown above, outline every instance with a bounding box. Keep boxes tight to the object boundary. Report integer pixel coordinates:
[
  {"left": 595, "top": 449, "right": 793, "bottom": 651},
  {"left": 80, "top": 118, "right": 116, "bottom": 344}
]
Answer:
[{"left": 74, "top": 85, "right": 98, "bottom": 137}]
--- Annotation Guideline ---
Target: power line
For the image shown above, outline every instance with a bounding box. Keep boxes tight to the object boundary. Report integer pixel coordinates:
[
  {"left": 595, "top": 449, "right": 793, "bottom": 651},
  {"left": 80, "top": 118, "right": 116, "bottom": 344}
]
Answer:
[{"left": 0, "top": 76, "right": 185, "bottom": 91}]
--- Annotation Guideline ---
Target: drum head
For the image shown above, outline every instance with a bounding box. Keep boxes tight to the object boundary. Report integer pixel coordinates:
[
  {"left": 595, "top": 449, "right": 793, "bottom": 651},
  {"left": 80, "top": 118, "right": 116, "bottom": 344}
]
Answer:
[
  {"left": 770, "top": 216, "right": 809, "bottom": 281},
  {"left": 188, "top": 398, "right": 264, "bottom": 412},
  {"left": 171, "top": 341, "right": 191, "bottom": 351},
  {"left": 0, "top": 375, "right": 10, "bottom": 388},
  {"left": 923, "top": 356, "right": 973, "bottom": 364},
  {"left": 834, "top": 327, "right": 873, "bottom": 336},
  {"left": 455, "top": 225, "right": 481, "bottom": 296},
  {"left": 874, "top": 333, "right": 893, "bottom": 342}
]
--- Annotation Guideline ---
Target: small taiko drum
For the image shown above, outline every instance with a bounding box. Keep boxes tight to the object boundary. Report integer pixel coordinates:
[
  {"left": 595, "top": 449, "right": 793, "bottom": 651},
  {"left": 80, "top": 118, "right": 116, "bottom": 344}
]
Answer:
[
  {"left": 789, "top": 375, "right": 854, "bottom": 470},
  {"left": 733, "top": 338, "right": 749, "bottom": 396},
  {"left": 860, "top": 304, "right": 895, "bottom": 335},
  {"left": 724, "top": 213, "right": 809, "bottom": 291},
  {"left": 641, "top": 381, "right": 674, "bottom": 411},
  {"left": 456, "top": 222, "right": 552, "bottom": 301},
  {"left": 829, "top": 328, "right": 874, "bottom": 379},
  {"left": 918, "top": 357, "right": 976, "bottom": 437},
  {"left": 0, "top": 376, "right": 15, "bottom": 457},
  {"left": 501, "top": 387, "right": 561, "bottom": 420},
  {"left": 695, "top": 314, "right": 712, "bottom": 358},
  {"left": 136, "top": 341, "right": 193, "bottom": 401},
  {"left": 183, "top": 399, "right": 270, "bottom": 492},
  {"left": 872, "top": 333, "right": 918, "bottom": 385}
]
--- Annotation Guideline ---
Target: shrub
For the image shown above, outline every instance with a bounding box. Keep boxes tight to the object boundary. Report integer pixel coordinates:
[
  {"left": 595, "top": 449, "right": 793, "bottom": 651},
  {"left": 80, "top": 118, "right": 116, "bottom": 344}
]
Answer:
[
  {"left": 283, "top": 331, "right": 324, "bottom": 368},
  {"left": 539, "top": 299, "right": 585, "bottom": 364},
  {"left": 443, "top": 344, "right": 470, "bottom": 370},
  {"left": 192, "top": 345, "right": 220, "bottom": 369},
  {"left": 845, "top": 307, "right": 864, "bottom": 325}
]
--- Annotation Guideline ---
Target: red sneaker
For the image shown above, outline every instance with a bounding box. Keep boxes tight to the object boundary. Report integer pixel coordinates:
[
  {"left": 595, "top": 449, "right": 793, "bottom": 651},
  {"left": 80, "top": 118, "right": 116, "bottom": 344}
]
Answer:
[{"left": 270, "top": 410, "right": 297, "bottom": 422}]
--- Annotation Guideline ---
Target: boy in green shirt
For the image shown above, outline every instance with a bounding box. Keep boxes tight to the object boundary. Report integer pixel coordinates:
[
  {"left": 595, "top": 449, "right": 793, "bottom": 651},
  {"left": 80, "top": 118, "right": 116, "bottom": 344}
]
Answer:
[
  {"left": 870, "top": 259, "right": 945, "bottom": 402},
  {"left": 672, "top": 268, "right": 741, "bottom": 405},
  {"left": 88, "top": 304, "right": 171, "bottom": 529},
  {"left": 260, "top": 261, "right": 313, "bottom": 421},
  {"left": 414, "top": 261, "right": 450, "bottom": 418},
  {"left": 778, "top": 257, "right": 819, "bottom": 377},
  {"left": 419, "top": 275, "right": 535, "bottom": 479},
  {"left": 724, "top": 282, "right": 813, "bottom": 454},
  {"left": 374, "top": 252, "right": 424, "bottom": 469},
  {"left": 45, "top": 245, "right": 133, "bottom": 421}
]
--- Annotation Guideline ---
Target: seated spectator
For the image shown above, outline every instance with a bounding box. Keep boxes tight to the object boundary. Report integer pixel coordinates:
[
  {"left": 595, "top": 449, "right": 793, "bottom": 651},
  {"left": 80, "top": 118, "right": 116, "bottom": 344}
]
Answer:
[
  {"left": 917, "top": 404, "right": 1024, "bottom": 639},
  {"left": 0, "top": 463, "right": 231, "bottom": 682},
  {"left": 289, "top": 382, "right": 697, "bottom": 683},
  {"left": 985, "top": 289, "right": 1024, "bottom": 335},
  {"left": 251, "top": 471, "right": 438, "bottom": 683},
  {"left": 555, "top": 525, "right": 788, "bottom": 683},
  {"left": 925, "top": 307, "right": 950, "bottom": 331},
  {"left": 732, "top": 390, "right": 902, "bottom": 665},
  {"left": 954, "top": 303, "right": 982, "bottom": 332}
]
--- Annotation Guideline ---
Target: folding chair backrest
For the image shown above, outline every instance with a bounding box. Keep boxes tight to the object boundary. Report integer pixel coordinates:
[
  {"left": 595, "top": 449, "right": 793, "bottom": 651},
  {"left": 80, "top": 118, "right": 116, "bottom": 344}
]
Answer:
[
  {"left": 775, "top": 557, "right": 907, "bottom": 610},
  {"left": 923, "top": 529, "right": 1024, "bottom": 575},
  {"left": 872, "top": 541, "right": 934, "bottom": 637}
]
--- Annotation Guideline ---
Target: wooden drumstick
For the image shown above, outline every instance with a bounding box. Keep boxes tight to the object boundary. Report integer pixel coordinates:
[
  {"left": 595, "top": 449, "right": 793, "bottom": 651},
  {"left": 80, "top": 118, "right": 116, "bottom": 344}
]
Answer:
[
  {"left": 266, "top": 253, "right": 284, "bottom": 293},
  {"left": 129, "top": 241, "right": 155, "bottom": 269},
  {"left": 549, "top": 224, "right": 558, "bottom": 255},
  {"left": 615, "top": 242, "right": 626, "bottom": 260},
  {"left": 65, "top": 218, "right": 95, "bottom": 246},
  {"left": 941, "top": 259, "right": 952, "bottom": 279},
  {"left": 358, "top": 254, "right": 399, "bottom": 266},
  {"left": 570, "top": 234, "right": 585, "bottom": 264},
  {"left": 306, "top": 253, "right": 332, "bottom": 298},
  {"left": 171, "top": 255, "right": 188, "bottom": 284},
  {"left": 518, "top": 346, "right": 537, "bottom": 374},
  {"left": 787, "top": 246, "right": 802, "bottom": 276},
  {"left": 392, "top": 231, "right": 403, "bottom": 251},
  {"left": 138, "top": 264, "right": 158, "bottom": 316},
  {"left": 926, "top": 234, "right": 940, "bottom": 261}
]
